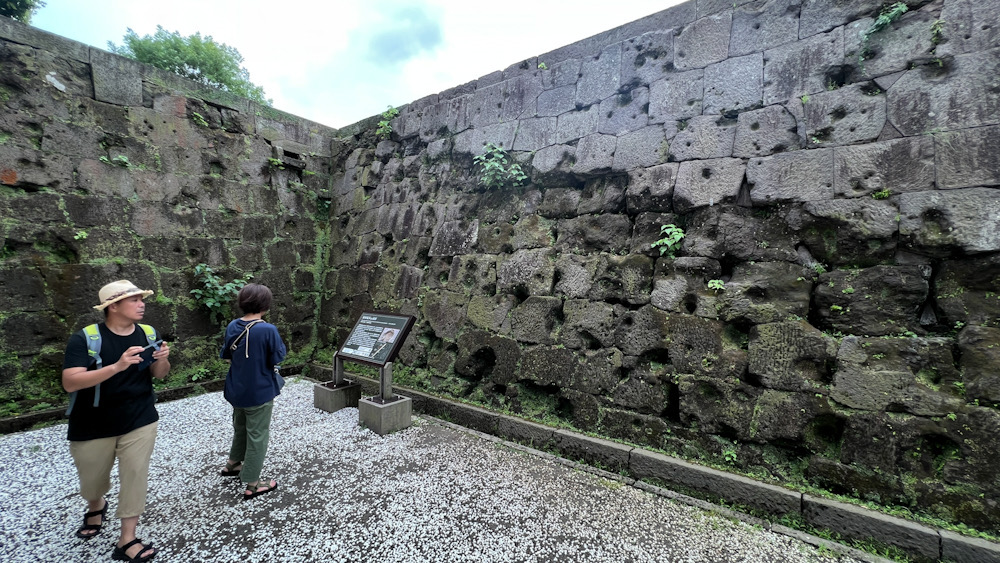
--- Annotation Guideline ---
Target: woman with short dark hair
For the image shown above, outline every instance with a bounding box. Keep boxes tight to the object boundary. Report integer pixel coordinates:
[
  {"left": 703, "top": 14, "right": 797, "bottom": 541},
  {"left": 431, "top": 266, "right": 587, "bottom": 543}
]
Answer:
[{"left": 218, "top": 283, "right": 286, "bottom": 500}]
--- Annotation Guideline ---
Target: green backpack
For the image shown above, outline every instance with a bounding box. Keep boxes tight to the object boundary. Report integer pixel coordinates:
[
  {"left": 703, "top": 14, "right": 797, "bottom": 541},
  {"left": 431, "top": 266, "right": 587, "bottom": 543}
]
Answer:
[{"left": 65, "top": 323, "right": 158, "bottom": 415}]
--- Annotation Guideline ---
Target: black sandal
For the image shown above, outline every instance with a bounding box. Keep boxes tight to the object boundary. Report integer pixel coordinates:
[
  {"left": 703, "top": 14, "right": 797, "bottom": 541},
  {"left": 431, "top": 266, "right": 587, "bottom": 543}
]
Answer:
[
  {"left": 74, "top": 498, "right": 107, "bottom": 540},
  {"left": 220, "top": 460, "right": 242, "bottom": 477},
  {"left": 112, "top": 538, "right": 156, "bottom": 562},
  {"left": 243, "top": 479, "right": 278, "bottom": 500}
]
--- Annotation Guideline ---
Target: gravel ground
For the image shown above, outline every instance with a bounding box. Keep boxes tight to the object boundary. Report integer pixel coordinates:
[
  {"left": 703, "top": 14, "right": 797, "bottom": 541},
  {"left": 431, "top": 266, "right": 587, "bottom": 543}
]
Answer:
[{"left": 0, "top": 380, "right": 870, "bottom": 563}]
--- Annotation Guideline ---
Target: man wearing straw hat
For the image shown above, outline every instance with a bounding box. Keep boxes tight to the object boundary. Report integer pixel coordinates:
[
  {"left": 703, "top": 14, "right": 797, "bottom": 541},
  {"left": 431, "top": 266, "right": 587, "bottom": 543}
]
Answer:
[{"left": 62, "top": 280, "right": 171, "bottom": 563}]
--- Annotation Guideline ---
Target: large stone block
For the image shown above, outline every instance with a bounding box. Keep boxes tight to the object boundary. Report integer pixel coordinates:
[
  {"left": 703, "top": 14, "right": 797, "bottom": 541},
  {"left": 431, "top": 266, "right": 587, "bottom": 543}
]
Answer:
[
  {"left": 803, "top": 83, "right": 886, "bottom": 147},
  {"left": 422, "top": 290, "right": 469, "bottom": 341},
  {"left": 576, "top": 176, "right": 626, "bottom": 216},
  {"left": 554, "top": 214, "right": 632, "bottom": 254},
  {"left": 612, "top": 125, "right": 668, "bottom": 171},
  {"left": 509, "top": 296, "right": 563, "bottom": 345},
  {"left": 625, "top": 163, "right": 677, "bottom": 214},
  {"left": 561, "top": 299, "right": 616, "bottom": 350},
  {"left": 587, "top": 253, "right": 654, "bottom": 306},
  {"left": 455, "top": 331, "right": 520, "bottom": 385},
  {"left": 620, "top": 30, "right": 674, "bottom": 87},
  {"left": 668, "top": 116, "right": 737, "bottom": 161},
  {"left": 733, "top": 104, "right": 801, "bottom": 157},
  {"left": 831, "top": 336, "right": 964, "bottom": 416},
  {"left": 673, "top": 158, "right": 745, "bottom": 212},
  {"left": 555, "top": 106, "right": 600, "bottom": 144},
  {"left": 674, "top": 11, "right": 732, "bottom": 71},
  {"left": 731, "top": 0, "right": 801, "bottom": 56},
  {"left": 0, "top": 267, "right": 48, "bottom": 313},
  {"left": 833, "top": 136, "right": 935, "bottom": 198},
  {"left": 517, "top": 345, "right": 577, "bottom": 387},
  {"left": 799, "top": 0, "right": 881, "bottom": 38},
  {"left": 613, "top": 304, "right": 670, "bottom": 357},
  {"left": 714, "top": 208, "right": 799, "bottom": 263},
  {"left": 937, "top": 0, "right": 1000, "bottom": 57},
  {"left": 814, "top": 265, "right": 930, "bottom": 337},
  {"left": 496, "top": 248, "right": 555, "bottom": 297},
  {"left": 887, "top": 48, "right": 1000, "bottom": 135},
  {"left": 763, "top": 28, "right": 845, "bottom": 105},
  {"left": 599, "top": 87, "right": 649, "bottom": 136},
  {"left": 958, "top": 326, "right": 1000, "bottom": 403},
  {"left": 934, "top": 254, "right": 1000, "bottom": 329},
  {"left": 844, "top": 10, "right": 938, "bottom": 81},
  {"left": 899, "top": 188, "right": 1000, "bottom": 255},
  {"left": 571, "top": 133, "right": 617, "bottom": 175},
  {"left": 703, "top": 53, "right": 763, "bottom": 115},
  {"left": 784, "top": 198, "right": 899, "bottom": 266},
  {"left": 553, "top": 254, "right": 599, "bottom": 299},
  {"left": 747, "top": 148, "right": 834, "bottom": 204},
  {"left": 575, "top": 43, "right": 622, "bottom": 106},
  {"left": 536, "top": 85, "right": 576, "bottom": 117},
  {"left": 678, "top": 374, "right": 761, "bottom": 438},
  {"left": 648, "top": 69, "right": 704, "bottom": 123},
  {"left": 429, "top": 219, "right": 479, "bottom": 257},
  {"left": 748, "top": 321, "right": 839, "bottom": 392},
  {"left": 935, "top": 125, "right": 1000, "bottom": 190},
  {"left": 511, "top": 117, "right": 557, "bottom": 152},
  {"left": 718, "top": 260, "right": 811, "bottom": 324},
  {"left": 0, "top": 146, "right": 75, "bottom": 191},
  {"left": 500, "top": 74, "right": 544, "bottom": 122}
]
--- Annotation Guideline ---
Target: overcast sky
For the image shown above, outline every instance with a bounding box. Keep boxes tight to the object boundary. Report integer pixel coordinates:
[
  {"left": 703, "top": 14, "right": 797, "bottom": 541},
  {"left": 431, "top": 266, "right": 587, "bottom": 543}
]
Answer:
[{"left": 31, "top": 0, "right": 685, "bottom": 129}]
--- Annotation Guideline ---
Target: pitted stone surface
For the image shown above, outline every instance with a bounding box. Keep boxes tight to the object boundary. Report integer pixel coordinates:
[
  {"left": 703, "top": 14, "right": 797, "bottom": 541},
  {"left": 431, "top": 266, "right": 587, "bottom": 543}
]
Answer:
[
  {"left": 674, "top": 11, "right": 732, "bottom": 71},
  {"left": 748, "top": 148, "right": 834, "bottom": 204},
  {"left": 833, "top": 136, "right": 934, "bottom": 197},
  {"left": 668, "top": 116, "right": 737, "bottom": 161},
  {"left": 763, "top": 28, "right": 845, "bottom": 105},
  {"left": 703, "top": 53, "right": 764, "bottom": 115},
  {"left": 887, "top": 48, "right": 1000, "bottom": 135},
  {"left": 673, "top": 157, "right": 745, "bottom": 212},
  {"left": 803, "top": 83, "right": 886, "bottom": 147},
  {"left": 649, "top": 69, "right": 705, "bottom": 122}
]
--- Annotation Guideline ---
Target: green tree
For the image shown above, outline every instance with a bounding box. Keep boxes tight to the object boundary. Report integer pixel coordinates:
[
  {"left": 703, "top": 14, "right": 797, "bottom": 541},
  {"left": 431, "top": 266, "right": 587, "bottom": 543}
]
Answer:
[
  {"left": 0, "top": 0, "right": 45, "bottom": 23},
  {"left": 108, "top": 26, "right": 271, "bottom": 106}
]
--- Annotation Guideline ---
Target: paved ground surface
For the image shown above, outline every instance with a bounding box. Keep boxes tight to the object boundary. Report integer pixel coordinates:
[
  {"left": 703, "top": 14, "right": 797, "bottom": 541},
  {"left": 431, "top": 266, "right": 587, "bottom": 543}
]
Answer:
[{"left": 0, "top": 380, "right": 875, "bottom": 562}]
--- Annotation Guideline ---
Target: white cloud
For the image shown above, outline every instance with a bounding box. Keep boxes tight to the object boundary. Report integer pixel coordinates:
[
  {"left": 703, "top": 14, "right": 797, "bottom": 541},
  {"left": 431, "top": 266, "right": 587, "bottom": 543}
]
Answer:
[{"left": 32, "top": 0, "right": 686, "bottom": 128}]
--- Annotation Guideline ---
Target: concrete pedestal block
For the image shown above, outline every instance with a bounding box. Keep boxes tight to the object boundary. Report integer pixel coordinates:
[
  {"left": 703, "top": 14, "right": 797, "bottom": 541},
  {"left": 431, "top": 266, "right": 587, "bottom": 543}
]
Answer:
[
  {"left": 358, "top": 395, "right": 412, "bottom": 435},
  {"left": 313, "top": 381, "right": 361, "bottom": 413}
]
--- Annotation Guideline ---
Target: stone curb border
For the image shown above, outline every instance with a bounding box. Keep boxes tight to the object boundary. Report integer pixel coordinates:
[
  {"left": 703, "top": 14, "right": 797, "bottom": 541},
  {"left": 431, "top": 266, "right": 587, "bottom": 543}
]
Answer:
[{"left": 312, "top": 366, "right": 1000, "bottom": 563}]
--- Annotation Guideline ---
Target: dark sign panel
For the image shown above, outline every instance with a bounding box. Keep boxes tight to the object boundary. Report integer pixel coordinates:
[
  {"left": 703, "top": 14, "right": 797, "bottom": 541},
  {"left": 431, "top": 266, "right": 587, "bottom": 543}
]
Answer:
[{"left": 337, "top": 312, "right": 415, "bottom": 366}]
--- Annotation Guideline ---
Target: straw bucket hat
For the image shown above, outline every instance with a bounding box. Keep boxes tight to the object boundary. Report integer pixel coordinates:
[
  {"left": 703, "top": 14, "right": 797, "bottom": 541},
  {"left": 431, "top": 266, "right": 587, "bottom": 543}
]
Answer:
[{"left": 93, "top": 280, "right": 155, "bottom": 310}]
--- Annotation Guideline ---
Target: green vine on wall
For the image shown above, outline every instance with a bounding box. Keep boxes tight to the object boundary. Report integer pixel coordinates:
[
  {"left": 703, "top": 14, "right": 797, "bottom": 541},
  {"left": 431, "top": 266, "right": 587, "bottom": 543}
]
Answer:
[
  {"left": 376, "top": 106, "right": 399, "bottom": 140},
  {"left": 651, "top": 224, "right": 685, "bottom": 258},
  {"left": 190, "top": 263, "right": 252, "bottom": 325},
  {"left": 473, "top": 143, "right": 527, "bottom": 190}
]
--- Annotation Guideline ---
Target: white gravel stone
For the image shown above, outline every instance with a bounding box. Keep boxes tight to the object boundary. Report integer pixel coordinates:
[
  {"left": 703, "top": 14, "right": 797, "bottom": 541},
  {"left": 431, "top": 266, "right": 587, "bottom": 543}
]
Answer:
[{"left": 0, "top": 380, "right": 870, "bottom": 562}]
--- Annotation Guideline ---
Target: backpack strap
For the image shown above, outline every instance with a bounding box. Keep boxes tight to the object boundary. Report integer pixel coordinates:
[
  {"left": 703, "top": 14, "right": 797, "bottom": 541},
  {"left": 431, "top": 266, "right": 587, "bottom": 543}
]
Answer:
[
  {"left": 66, "top": 324, "right": 159, "bottom": 416},
  {"left": 229, "top": 320, "right": 264, "bottom": 358},
  {"left": 138, "top": 323, "right": 159, "bottom": 349},
  {"left": 67, "top": 324, "right": 102, "bottom": 416}
]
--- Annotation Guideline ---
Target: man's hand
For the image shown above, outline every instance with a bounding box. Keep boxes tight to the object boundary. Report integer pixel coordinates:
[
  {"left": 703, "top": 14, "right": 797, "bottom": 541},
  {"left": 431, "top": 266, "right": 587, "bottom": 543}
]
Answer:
[
  {"left": 152, "top": 342, "right": 170, "bottom": 361},
  {"left": 115, "top": 346, "right": 145, "bottom": 372}
]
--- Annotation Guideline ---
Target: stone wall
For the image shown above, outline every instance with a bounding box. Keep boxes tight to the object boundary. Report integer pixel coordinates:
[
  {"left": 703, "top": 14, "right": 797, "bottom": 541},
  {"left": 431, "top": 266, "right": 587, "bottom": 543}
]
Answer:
[
  {"left": 1, "top": 0, "right": 999, "bottom": 535},
  {"left": 325, "top": 0, "right": 1000, "bottom": 532},
  {"left": 0, "top": 17, "right": 336, "bottom": 410}
]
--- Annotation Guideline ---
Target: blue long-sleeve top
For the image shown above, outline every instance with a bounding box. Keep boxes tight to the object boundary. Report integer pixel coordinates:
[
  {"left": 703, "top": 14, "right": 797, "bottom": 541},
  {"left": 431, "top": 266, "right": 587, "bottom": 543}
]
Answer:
[{"left": 221, "top": 319, "right": 287, "bottom": 408}]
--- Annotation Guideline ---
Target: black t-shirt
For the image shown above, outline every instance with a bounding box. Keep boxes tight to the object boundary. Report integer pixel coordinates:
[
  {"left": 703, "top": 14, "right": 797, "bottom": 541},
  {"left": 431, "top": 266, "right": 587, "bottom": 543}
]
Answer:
[{"left": 62, "top": 323, "right": 160, "bottom": 441}]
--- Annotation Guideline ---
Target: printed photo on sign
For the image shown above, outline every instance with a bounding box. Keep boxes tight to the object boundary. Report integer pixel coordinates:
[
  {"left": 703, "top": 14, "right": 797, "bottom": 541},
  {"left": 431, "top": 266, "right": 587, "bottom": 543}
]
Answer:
[{"left": 378, "top": 328, "right": 398, "bottom": 343}]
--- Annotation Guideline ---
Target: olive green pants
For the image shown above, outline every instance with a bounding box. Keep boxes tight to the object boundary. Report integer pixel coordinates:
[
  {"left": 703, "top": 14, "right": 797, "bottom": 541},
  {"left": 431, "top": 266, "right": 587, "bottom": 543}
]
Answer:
[{"left": 228, "top": 401, "right": 273, "bottom": 484}]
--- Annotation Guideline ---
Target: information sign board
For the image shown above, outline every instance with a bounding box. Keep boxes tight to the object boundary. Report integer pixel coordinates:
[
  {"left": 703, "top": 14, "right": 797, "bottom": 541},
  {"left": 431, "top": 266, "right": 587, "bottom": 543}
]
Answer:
[{"left": 337, "top": 312, "right": 414, "bottom": 366}]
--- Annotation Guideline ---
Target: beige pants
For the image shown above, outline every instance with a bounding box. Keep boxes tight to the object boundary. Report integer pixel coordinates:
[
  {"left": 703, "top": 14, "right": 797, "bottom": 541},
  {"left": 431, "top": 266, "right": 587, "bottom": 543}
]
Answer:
[{"left": 69, "top": 421, "right": 158, "bottom": 519}]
